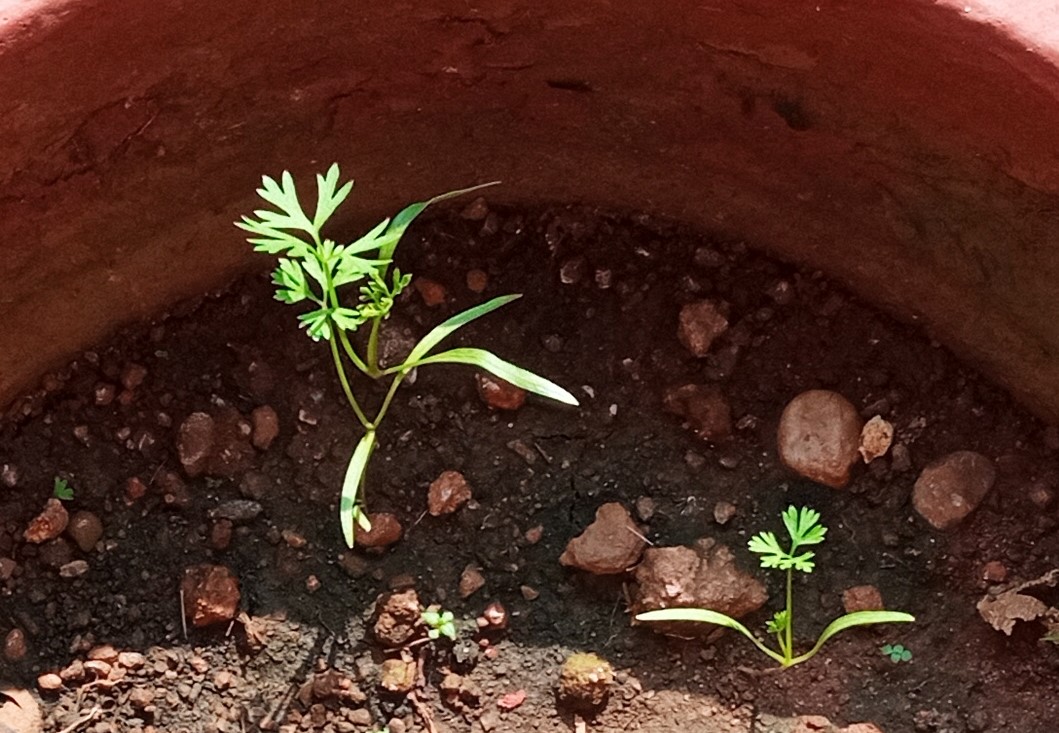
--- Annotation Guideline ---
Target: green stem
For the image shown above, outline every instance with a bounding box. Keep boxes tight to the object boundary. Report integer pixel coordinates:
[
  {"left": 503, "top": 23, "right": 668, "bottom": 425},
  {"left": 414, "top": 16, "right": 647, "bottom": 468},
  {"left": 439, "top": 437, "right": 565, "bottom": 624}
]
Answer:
[
  {"left": 785, "top": 568, "right": 794, "bottom": 664},
  {"left": 330, "top": 336, "right": 370, "bottom": 429},
  {"left": 369, "top": 372, "right": 407, "bottom": 429},
  {"left": 338, "top": 329, "right": 371, "bottom": 375},
  {"left": 366, "top": 317, "right": 382, "bottom": 377}
]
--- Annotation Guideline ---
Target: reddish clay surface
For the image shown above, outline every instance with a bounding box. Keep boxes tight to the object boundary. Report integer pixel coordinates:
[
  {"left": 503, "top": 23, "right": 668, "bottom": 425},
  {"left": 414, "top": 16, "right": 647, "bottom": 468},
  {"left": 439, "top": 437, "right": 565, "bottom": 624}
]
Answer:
[{"left": 3, "top": 0, "right": 1059, "bottom": 422}]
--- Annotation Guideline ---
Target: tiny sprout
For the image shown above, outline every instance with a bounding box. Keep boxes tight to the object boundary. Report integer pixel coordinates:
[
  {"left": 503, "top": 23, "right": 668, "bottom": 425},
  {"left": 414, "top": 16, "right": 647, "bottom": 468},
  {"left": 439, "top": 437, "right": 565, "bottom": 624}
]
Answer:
[
  {"left": 637, "top": 505, "right": 915, "bottom": 668},
  {"left": 53, "top": 477, "right": 74, "bottom": 501},
  {"left": 421, "top": 609, "right": 457, "bottom": 641},
  {"left": 881, "top": 643, "right": 912, "bottom": 663}
]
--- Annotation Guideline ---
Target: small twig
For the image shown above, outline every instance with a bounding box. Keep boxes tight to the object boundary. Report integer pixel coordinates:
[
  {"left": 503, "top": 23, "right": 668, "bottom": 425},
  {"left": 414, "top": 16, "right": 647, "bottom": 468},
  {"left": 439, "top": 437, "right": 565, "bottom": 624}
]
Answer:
[
  {"left": 408, "top": 690, "right": 438, "bottom": 733},
  {"left": 179, "top": 588, "right": 188, "bottom": 640},
  {"left": 624, "top": 525, "right": 654, "bottom": 547},
  {"left": 56, "top": 706, "right": 101, "bottom": 733},
  {"left": 410, "top": 510, "right": 429, "bottom": 530}
]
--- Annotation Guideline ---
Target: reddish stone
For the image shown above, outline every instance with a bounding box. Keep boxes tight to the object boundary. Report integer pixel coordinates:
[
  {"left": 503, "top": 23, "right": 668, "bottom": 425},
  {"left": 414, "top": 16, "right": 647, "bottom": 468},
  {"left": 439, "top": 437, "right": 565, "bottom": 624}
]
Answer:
[
  {"left": 251, "top": 405, "right": 280, "bottom": 450},
  {"left": 120, "top": 362, "right": 148, "bottom": 390},
  {"left": 912, "top": 451, "right": 996, "bottom": 530},
  {"left": 560, "top": 503, "right": 646, "bottom": 575},
  {"left": 373, "top": 589, "right": 422, "bottom": 647},
  {"left": 475, "top": 372, "right": 526, "bottom": 410},
  {"left": 428, "top": 470, "right": 473, "bottom": 516},
  {"left": 466, "top": 269, "right": 489, "bottom": 293},
  {"left": 177, "top": 412, "right": 215, "bottom": 477},
  {"left": 982, "top": 560, "right": 1008, "bottom": 583},
  {"left": 124, "top": 476, "right": 148, "bottom": 505},
  {"left": 842, "top": 584, "right": 884, "bottom": 613},
  {"left": 459, "top": 565, "right": 486, "bottom": 598},
  {"left": 209, "top": 519, "right": 233, "bottom": 550},
  {"left": 677, "top": 300, "right": 728, "bottom": 357},
  {"left": 159, "top": 471, "right": 191, "bottom": 508},
  {"left": 181, "top": 564, "right": 240, "bottom": 627},
  {"left": 355, "top": 512, "right": 403, "bottom": 549},
  {"left": 24, "top": 498, "right": 69, "bottom": 544},
  {"left": 498, "top": 689, "right": 527, "bottom": 711},
  {"left": 37, "top": 674, "right": 63, "bottom": 692},
  {"left": 414, "top": 278, "right": 447, "bottom": 307}
]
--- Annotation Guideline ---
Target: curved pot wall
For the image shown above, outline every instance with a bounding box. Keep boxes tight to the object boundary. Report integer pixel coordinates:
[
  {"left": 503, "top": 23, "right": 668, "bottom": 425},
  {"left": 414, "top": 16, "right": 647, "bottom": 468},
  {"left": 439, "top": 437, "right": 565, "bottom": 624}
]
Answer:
[{"left": 3, "top": 0, "right": 1059, "bottom": 418}]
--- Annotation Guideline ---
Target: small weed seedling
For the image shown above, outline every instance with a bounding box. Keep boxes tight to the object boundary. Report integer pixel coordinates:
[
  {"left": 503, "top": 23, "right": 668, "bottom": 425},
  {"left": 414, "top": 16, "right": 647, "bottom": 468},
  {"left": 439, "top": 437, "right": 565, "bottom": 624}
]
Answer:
[
  {"left": 237, "top": 166, "right": 578, "bottom": 546},
  {"left": 881, "top": 643, "right": 912, "bottom": 663},
  {"left": 53, "top": 477, "right": 74, "bottom": 501},
  {"left": 421, "top": 608, "right": 457, "bottom": 641},
  {"left": 637, "top": 506, "right": 914, "bottom": 668}
]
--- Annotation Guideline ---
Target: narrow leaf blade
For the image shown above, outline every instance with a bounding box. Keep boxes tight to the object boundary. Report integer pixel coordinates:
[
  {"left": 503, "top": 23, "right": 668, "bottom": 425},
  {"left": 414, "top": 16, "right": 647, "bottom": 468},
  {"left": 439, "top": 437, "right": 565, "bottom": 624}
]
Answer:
[
  {"left": 802, "top": 611, "right": 916, "bottom": 662},
  {"left": 409, "top": 347, "right": 578, "bottom": 406},
  {"left": 405, "top": 295, "right": 521, "bottom": 364},
  {"left": 340, "top": 432, "right": 377, "bottom": 548}
]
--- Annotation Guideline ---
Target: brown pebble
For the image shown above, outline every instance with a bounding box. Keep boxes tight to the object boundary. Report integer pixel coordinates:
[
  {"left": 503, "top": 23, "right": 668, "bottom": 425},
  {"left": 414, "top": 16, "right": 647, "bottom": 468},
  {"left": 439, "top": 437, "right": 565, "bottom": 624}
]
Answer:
[
  {"left": 88, "top": 644, "right": 119, "bottom": 663},
  {"left": 210, "top": 519, "right": 233, "bottom": 551},
  {"left": 524, "top": 525, "right": 543, "bottom": 544},
  {"left": 125, "top": 477, "right": 148, "bottom": 505},
  {"left": 37, "top": 673, "right": 63, "bottom": 692},
  {"left": 466, "top": 269, "right": 489, "bottom": 293},
  {"left": 3, "top": 628, "right": 27, "bottom": 661},
  {"left": 67, "top": 511, "right": 104, "bottom": 552},
  {"left": 459, "top": 566, "right": 486, "bottom": 598},
  {"left": 520, "top": 585, "right": 540, "bottom": 601},
  {"left": 251, "top": 406, "right": 280, "bottom": 450},
  {"left": 356, "top": 513, "right": 403, "bottom": 549},
  {"left": 841, "top": 585, "right": 884, "bottom": 613},
  {"left": 428, "top": 470, "right": 473, "bottom": 516},
  {"left": 121, "top": 363, "right": 148, "bottom": 390},
  {"left": 982, "top": 560, "right": 1008, "bottom": 583},
  {"left": 475, "top": 373, "right": 526, "bottom": 411},
  {"left": 414, "top": 278, "right": 447, "bottom": 307}
]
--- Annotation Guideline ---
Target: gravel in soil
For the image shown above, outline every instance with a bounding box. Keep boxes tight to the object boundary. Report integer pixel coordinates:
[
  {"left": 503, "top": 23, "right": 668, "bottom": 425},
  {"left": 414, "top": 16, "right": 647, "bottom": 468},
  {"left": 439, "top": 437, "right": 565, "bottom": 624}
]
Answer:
[{"left": 2, "top": 203, "right": 1059, "bottom": 732}]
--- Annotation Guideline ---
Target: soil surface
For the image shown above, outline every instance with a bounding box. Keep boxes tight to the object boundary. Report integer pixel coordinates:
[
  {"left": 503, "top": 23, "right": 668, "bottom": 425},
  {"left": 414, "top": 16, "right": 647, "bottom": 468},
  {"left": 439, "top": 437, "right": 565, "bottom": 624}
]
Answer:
[{"left": 2, "top": 204, "right": 1059, "bottom": 733}]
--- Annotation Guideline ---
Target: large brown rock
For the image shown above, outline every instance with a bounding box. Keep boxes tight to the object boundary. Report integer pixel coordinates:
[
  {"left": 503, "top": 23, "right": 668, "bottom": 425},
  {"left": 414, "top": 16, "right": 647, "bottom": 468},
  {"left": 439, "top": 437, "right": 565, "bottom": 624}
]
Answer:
[
  {"left": 560, "top": 503, "right": 646, "bottom": 575},
  {"left": 912, "top": 450, "right": 996, "bottom": 530},
  {"left": 181, "top": 564, "right": 240, "bottom": 627},
  {"left": 631, "top": 538, "right": 767, "bottom": 622},
  {"left": 777, "top": 390, "right": 863, "bottom": 488}
]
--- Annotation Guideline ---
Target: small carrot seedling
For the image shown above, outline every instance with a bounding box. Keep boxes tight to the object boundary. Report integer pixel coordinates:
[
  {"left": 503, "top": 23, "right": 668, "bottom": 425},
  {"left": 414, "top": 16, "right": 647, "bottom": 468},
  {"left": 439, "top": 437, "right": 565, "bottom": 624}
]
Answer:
[
  {"left": 237, "top": 166, "right": 577, "bottom": 547},
  {"left": 881, "top": 643, "right": 912, "bottom": 663},
  {"left": 53, "top": 477, "right": 74, "bottom": 501},
  {"left": 421, "top": 608, "right": 457, "bottom": 641},
  {"left": 636, "top": 506, "right": 914, "bottom": 668}
]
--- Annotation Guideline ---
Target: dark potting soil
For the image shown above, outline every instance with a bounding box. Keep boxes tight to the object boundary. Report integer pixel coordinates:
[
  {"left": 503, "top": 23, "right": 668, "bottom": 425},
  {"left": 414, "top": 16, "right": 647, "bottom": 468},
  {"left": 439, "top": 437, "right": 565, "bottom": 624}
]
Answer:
[{"left": 2, "top": 204, "right": 1059, "bottom": 733}]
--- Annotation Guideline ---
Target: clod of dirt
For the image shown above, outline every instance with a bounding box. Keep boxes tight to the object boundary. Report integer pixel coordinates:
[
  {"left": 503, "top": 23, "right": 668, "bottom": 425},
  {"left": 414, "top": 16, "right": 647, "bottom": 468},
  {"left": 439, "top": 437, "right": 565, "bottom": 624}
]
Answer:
[
  {"left": 373, "top": 589, "right": 423, "bottom": 647},
  {"left": 677, "top": 300, "right": 729, "bottom": 357},
  {"left": 466, "top": 268, "right": 489, "bottom": 293},
  {"left": 158, "top": 471, "right": 191, "bottom": 508},
  {"left": 558, "top": 652, "right": 614, "bottom": 710},
  {"left": 66, "top": 511, "right": 103, "bottom": 552},
  {"left": 440, "top": 672, "right": 481, "bottom": 710},
  {"left": 662, "top": 384, "right": 732, "bottom": 442},
  {"left": 559, "top": 503, "right": 646, "bottom": 575},
  {"left": 356, "top": 512, "right": 403, "bottom": 549},
  {"left": 912, "top": 451, "right": 996, "bottom": 530},
  {"left": 176, "top": 408, "right": 255, "bottom": 478},
  {"left": 756, "top": 713, "right": 884, "bottom": 733},
  {"left": 631, "top": 537, "right": 767, "bottom": 624},
  {"left": 379, "top": 657, "right": 417, "bottom": 694},
  {"left": 180, "top": 564, "right": 241, "bottom": 628},
  {"left": 38, "top": 538, "right": 73, "bottom": 569},
  {"left": 977, "top": 569, "right": 1059, "bottom": 635},
  {"left": 428, "top": 470, "right": 473, "bottom": 516},
  {"left": 124, "top": 476, "right": 147, "bottom": 504},
  {"left": 459, "top": 565, "right": 486, "bottom": 598},
  {"left": 841, "top": 585, "right": 884, "bottom": 613},
  {"left": 713, "top": 501, "right": 737, "bottom": 525},
  {"left": 475, "top": 372, "right": 527, "bottom": 410},
  {"left": 23, "top": 498, "right": 69, "bottom": 543},
  {"left": 777, "top": 389, "right": 863, "bottom": 488},
  {"left": 859, "top": 415, "right": 894, "bottom": 463},
  {"left": 250, "top": 405, "right": 280, "bottom": 450},
  {"left": 0, "top": 686, "right": 42, "bottom": 733}
]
